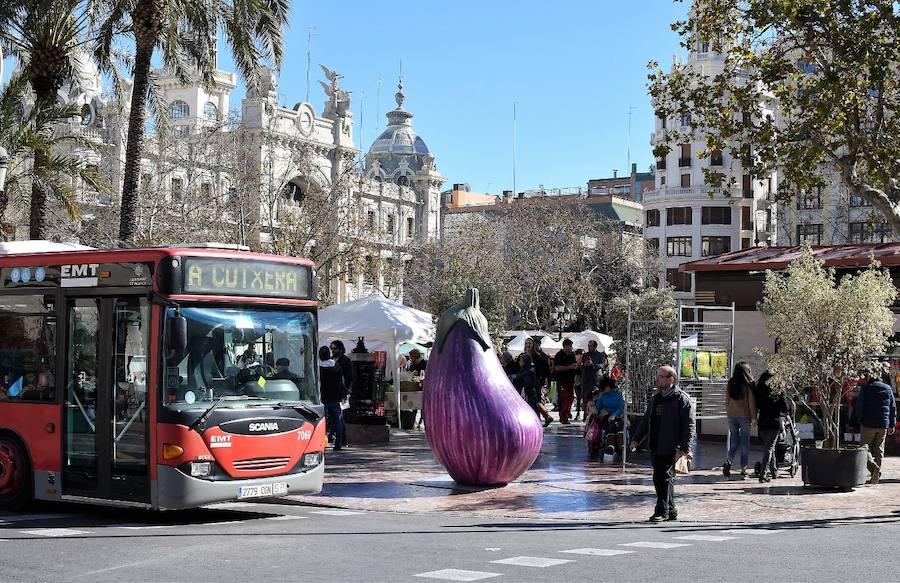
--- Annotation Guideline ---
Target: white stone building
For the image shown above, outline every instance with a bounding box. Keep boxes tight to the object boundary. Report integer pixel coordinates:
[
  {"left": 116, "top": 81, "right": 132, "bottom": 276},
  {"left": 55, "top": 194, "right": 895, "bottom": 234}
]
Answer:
[
  {"left": 646, "top": 44, "right": 777, "bottom": 300},
  {"left": 20, "top": 56, "right": 446, "bottom": 304}
]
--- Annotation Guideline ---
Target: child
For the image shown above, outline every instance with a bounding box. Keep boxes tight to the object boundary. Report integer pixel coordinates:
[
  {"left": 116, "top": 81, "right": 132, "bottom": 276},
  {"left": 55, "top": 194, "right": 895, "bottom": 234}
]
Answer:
[{"left": 582, "top": 387, "right": 602, "bottom": 438}]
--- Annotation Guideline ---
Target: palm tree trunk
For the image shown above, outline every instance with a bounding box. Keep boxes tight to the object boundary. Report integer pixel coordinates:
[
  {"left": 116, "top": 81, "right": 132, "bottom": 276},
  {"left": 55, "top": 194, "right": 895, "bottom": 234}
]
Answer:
[
  {"left": 29, "top": 92, "right": 56, "bottom": 240},
  {"left": 29, "top": 154, "right": 50, "bottom": 240},
  {"left": 118, "top": 35, "right": 155, "bottom": 245}
]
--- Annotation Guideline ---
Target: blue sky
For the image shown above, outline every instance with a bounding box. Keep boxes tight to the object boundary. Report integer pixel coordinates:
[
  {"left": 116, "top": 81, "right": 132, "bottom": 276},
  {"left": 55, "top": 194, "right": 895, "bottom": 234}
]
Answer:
[
  {"left": 0, "top": 1, "right": 690, "bottom": 195},
  {"left": 213, "top": 0, "right": 691, "bottom": 194}
]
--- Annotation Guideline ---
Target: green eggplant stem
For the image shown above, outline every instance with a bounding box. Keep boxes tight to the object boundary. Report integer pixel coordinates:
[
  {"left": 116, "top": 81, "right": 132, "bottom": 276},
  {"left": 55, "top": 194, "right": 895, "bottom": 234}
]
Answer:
[{"left": 435, "top": 288, "right": 492, "bottom": 353}]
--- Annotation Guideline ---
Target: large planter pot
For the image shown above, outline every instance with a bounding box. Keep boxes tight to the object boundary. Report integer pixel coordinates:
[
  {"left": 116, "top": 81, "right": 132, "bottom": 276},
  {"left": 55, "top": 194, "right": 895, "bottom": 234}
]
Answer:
[{"left": 801, "top": 446, "right": 867, "bottom": 490}]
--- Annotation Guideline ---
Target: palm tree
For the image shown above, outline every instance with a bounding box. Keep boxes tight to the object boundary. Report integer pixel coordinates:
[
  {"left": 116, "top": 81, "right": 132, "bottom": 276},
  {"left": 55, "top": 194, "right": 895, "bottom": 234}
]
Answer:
[
  {"left": 93, "top": 0, "right": 290, "bottom": 244},
  {"left": 1, "top": 0, "right": 96, "bottom": 239},
  {"left": 0, "top": 75, "right": 108, "bottom": 237}
]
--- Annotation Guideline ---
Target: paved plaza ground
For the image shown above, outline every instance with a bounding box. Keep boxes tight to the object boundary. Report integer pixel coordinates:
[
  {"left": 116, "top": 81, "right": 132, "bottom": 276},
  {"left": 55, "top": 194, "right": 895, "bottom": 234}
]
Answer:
[{"left": 291, "top": 416, "right": 900, "bottom": 525}]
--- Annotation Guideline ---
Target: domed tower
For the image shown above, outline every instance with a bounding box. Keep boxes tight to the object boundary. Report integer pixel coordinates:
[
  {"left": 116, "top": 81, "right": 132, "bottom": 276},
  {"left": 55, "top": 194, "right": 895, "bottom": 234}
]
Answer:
[{"left": 365, "top": 78, "right": 445, "bottom": 240}]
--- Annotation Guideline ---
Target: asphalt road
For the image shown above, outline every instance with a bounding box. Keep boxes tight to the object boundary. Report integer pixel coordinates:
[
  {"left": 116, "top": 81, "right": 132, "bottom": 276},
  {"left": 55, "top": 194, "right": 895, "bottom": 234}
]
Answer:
[{"left": 1, "top": 500, "right": 898, "bottom": 582}]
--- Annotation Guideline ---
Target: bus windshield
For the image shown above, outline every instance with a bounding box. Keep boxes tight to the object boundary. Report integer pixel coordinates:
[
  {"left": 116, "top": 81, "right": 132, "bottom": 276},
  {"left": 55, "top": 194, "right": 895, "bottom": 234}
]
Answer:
[{"left": 163, "top": 307, "right": 319, "bottom": 409}]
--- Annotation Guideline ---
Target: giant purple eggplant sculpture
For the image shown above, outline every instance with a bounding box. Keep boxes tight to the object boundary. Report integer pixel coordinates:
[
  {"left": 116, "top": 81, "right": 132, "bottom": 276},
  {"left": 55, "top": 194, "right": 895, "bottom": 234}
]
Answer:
[{"left": 423, "top": 288, "right": 543, "bottom": 486}]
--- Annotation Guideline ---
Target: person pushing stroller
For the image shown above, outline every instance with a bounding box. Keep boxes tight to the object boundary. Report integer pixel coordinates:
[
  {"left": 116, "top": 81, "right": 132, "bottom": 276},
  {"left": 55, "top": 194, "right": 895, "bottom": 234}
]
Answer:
[{"left": 753, "top": 370, "right": 794, "bottom": 482}]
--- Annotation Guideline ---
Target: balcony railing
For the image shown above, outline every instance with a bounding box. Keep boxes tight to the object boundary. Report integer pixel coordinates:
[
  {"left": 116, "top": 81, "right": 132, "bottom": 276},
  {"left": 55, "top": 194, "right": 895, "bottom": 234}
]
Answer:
[
  {"left": 643, "top": 186, "right": 742, "bottom": 202},
  {"left": 678, "top": 157, "right": 692, "bottom": 167}
]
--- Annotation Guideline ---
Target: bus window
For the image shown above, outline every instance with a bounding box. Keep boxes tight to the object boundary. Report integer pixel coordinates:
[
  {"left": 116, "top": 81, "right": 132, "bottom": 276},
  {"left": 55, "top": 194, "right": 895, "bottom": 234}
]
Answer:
[
  {"left": 163, "top": 307, "right": 319, "bottom": 409},
  {"left": 0, "top": 294, "right": 56, "bottom": 402}
]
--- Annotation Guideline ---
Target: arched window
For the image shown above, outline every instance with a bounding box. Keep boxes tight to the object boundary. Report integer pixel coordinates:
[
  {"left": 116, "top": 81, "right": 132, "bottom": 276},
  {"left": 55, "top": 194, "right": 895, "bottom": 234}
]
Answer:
[
  {"left": 203, "top": 101, "right": 218, "bottom": 121},
  {"left": 283, "top": 182, "right": 304, "bottom": 204},
  {"left": 80, "top": 103, "right": 92, "bottom": 125},
  {"left": 169, "top": 100, "right": 189, "bottom": 119},
  {"left": 396, "top": 175, "right": 409, "bottom": 187}
]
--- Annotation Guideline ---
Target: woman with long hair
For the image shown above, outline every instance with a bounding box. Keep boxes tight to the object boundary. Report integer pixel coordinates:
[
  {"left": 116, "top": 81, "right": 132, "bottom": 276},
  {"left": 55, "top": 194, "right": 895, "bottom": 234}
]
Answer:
[{"left": 723, "top": 361, "right": 757, "bottom": 478}]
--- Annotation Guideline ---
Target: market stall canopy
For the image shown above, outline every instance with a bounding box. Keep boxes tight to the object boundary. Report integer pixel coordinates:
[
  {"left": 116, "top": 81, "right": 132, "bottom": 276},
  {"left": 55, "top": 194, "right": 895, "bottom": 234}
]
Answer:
[
  {"left": 564, "top": 330, "right": 614, "bottom": 353},
  {"left": 318, "top": 294, "right": 435, "bottom": 424},
  {"left": 503, "top": 330, "right": 564, "bottom": 355},
  {"left": 318, "top": 294, "right": 435, "bottom": 347},
  {"left": 400, "top": 342, "right": 431, "bottom": 357}
]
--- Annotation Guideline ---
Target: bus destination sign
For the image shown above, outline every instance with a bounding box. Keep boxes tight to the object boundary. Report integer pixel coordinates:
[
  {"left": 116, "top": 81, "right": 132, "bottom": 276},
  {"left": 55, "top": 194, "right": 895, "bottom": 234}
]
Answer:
[{"left": 183, "top": 258, "right": 311, "bottom": 299}]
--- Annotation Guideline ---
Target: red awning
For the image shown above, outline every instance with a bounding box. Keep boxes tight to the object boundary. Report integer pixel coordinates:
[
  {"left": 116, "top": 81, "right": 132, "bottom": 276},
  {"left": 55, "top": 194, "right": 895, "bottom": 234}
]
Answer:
[{"left": 680, "top": 243, "right": 900, "bottom": 273}]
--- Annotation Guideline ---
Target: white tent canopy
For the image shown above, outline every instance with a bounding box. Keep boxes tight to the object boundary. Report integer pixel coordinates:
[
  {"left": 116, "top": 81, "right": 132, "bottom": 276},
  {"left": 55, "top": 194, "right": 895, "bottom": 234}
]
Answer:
[
  {"left": 318, "top": 294, "right": 435, "bottom": 418},
  {"left": 564, "top": 330, "right": 614, "bottom": 354},
  {"left": 502, "top": 330, "right": 564, "bottom": 356}
]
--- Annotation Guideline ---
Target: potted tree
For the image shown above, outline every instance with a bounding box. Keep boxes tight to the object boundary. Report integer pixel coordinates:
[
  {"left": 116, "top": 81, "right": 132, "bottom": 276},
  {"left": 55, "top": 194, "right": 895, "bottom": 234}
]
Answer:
[{"left": 758, "top": 245, "right": 896, "bottom": 489}]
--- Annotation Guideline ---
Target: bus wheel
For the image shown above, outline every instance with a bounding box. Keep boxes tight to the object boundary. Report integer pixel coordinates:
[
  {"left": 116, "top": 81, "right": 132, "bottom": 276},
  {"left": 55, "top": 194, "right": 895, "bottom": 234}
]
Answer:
[{"left": 0, "top": 435, "right": 32, "bottom": 510}]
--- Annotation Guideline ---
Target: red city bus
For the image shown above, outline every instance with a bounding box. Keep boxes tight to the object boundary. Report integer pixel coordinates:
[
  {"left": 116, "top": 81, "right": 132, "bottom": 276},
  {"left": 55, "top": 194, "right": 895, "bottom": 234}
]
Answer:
[{"left": 0, "top": 243, "right": 326, "bottom": 510}]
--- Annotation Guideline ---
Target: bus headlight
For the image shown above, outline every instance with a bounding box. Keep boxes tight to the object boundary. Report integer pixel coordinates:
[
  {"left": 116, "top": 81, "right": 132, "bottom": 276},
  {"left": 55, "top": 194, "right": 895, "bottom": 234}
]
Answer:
[
  {"left": 190, "top": 462, "right": 212, "bottom": 477},
  {"left": 302, "top": 453, "right": 321, "bottom": 467}
]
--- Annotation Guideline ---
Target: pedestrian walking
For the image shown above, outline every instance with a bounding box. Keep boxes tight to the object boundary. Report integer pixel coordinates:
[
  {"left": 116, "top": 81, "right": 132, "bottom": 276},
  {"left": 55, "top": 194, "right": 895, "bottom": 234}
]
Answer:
[
  {"left": 573, "top": 349, "right": 584, "bottom": 420},
  {"left": 630, "top": 365, "right": 695, "bottom": 522},
  {"left": 753, "top": 370, "right": 791, "bottom": 483},
  {"left": 579, "top": 340, "right": 607, "bottom": 418},
  {"left": 855, "top": 363, "right": 896, "bottom": 485},
  {"left": 329, "top": 340, "right": 354, "bottom": 394},
  {"left": 723, "top": 362, "right": 758, "bottom": 479},
  {"left": 319, "top": 346, "right": 348, "bottom": 451},
  {"left": 553, "top": 339, "right": 578, "bottom": 424},
  {"left": 525, "top": 338, "right": 552, "bottom": 421},
  {"left": 513, "top": 352, "right": 553, "bottom": 427},
  {"left": 500, "top": 351, "right": 519, "bottom": 377}
]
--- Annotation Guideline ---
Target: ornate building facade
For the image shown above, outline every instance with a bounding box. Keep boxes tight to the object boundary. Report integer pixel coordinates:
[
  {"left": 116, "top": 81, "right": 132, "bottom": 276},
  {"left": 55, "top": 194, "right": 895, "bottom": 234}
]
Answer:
[{"left": 17, "top": 56, "right": 446, "bottom": 304}]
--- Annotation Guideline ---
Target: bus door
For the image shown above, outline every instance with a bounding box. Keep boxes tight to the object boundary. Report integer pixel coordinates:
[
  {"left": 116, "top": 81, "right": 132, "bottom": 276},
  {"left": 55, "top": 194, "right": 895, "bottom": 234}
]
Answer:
[{"left": 62, "top": 295, "right": 150, "bottom": 503}]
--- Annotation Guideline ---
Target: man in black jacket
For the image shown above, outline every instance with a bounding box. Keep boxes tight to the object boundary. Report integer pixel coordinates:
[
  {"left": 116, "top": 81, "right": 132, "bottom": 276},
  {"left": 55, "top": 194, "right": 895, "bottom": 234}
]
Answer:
[
  {"left": 319, "top": 346, "right": 348, "bottom": 450},
  {"left": 630, "top": 365, "right": 695, "bottom": 523},
  {"left": 329, "top": 340, "right": 354, "bottom": 396},
  {"left": 753, "top": 371, "right": 791, "bottom": 483}
]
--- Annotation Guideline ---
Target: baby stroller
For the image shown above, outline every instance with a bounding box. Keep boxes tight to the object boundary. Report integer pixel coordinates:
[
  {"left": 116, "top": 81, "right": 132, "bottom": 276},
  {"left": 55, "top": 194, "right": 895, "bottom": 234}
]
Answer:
[{"left": 755, "top": 415, "right": 800, "bottom": 478}]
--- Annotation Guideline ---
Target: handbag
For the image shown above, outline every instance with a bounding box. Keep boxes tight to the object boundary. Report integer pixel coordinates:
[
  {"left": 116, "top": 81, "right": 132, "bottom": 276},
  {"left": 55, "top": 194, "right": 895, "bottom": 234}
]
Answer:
[
  {"left": 674, "top": 455, "right": 693, "bottom": 475},
  {"left": 586, "top": 419, "right": 601, "bottom": 443}
]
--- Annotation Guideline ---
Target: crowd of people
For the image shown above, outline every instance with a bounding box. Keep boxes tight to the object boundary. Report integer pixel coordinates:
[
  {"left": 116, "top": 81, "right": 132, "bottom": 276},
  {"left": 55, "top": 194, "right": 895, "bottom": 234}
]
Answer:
[
  {"left": 723, "top": 361, "right": 896, "bottom": 485},
  {"left": 500, "top": 336, "right": 617, "bottom": 428}
]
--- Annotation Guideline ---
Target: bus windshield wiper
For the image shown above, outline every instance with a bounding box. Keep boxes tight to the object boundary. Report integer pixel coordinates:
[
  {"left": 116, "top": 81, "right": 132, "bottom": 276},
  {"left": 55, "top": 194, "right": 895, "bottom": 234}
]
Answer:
[
  {"left": 245, "top": 400, "right": 321, "bottom": 421},
  {"left": 188, "top": 395, "right": 227, "bottom": 432},
  {"left": 282, "top": 401, "right": 321, "bottom": 421}
]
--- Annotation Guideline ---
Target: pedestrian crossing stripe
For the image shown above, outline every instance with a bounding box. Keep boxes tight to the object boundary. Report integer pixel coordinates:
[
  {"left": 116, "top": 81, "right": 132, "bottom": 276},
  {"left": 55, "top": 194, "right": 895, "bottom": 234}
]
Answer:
[
  {"left": 414, "top": 569, "right": 502, "bottom": 581},
  {"left": 675, "top": 535, "right": 736, "bottom": 542},
  {"left": 723, "top": 528, "right": 780, "bottom": 535},
  {"left": 20, "top": 528, "right": 90, "bottom": 537},
  {"left": 490, "top": 556, "right": 574, "bottom": 567},
  {"left": 560, "top": 548, "right": 635, "bottom": 556},
  {"left": 620, "top": 541, "right": 691, "bottom": 549}
]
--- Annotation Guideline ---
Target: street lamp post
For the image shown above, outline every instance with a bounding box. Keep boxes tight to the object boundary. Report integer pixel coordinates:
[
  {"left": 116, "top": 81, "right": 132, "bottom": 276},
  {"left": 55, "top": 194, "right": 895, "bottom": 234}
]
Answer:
[
  {"left": 551, "top": 299, "right": 573, "bottom": 341},
  {"left": 754, "top": 208, "right": 768, "bottom": 246}
]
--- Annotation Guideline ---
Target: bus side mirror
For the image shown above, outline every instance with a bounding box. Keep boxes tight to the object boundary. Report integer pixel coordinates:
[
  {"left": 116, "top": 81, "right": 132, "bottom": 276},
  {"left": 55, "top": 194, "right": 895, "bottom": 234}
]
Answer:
[{"left": 167, "top": 314, "right": 188, "bottom": 363}]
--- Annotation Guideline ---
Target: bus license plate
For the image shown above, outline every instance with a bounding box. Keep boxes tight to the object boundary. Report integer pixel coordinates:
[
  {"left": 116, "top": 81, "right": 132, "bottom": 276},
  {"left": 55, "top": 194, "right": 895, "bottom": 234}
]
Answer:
[{"left": 238, "top": 482, "right": 288, "bottom": 499}]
